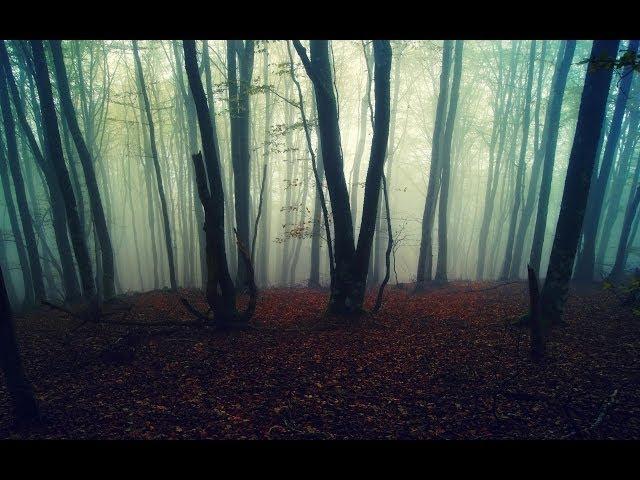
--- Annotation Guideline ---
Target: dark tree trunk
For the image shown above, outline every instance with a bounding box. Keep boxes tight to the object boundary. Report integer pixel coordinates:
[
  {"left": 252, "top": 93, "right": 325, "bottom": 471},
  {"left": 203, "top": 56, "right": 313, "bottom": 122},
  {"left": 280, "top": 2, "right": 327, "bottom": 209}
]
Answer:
[
  {"left": 0, "top": 40, "right": 81, "bottom": 302},
  {"left": 574, "top": 40, "right": 639, "bottom": 282},
  {"left": 596, "top": 107, "right": 640, "bottom": 269},
  {"left": 500, "top": 41, "right": 537, "bottom": 280},
  {"left": 350, "top": 42, "right": 373, "bottom": 224},
  {"left": 528, "top": 265, "right": 544, "bottom": 361},
  {"left": 0, "top": 56, "right": 45, "bottom": 303},
  {"left": 294, "top": 40, "right": 392, "bottom": 313},
  {"left": 30, "top": 40, "right": 95, "bottom": 299},
  {"left": 510, "top": 40, "right": 548, "bottom": 279},
  {"left": 609, "top": 152, "right": 640, "bottom": 281},
  {"left": 227, "top": 40, "right": 255, "bottom": 290},
  {"left": 49, "top": 40, "right": 115, "bottom": 300},
  {"left": 435, "top": 40, "right": 464, "bottom": 283},
  {"left": 183, "top": 40, "right": 239, "bottom": 322},
  {"left": 0, "top": 264, "right": 39, "bottom": 424},
  {"left": 372, "top": 42, "right": 403, "bottom": 286},
  {"left": 529, "top": 40, "right": 576, "bottom": 275},
  {"left": 540, "top": 40, "right": 620, "bottom": 325},
  {"left": 416, "top": 40, "right": 453, "bottom": 286},
  {"left": 0, "top": 136, "right": 34, "bottom": 308},
  {"left": 308, "top": 155, "right": 325, "bottom": 287},
  {"left": 175, "top": 40, "right": 206, "bottom": 289}
]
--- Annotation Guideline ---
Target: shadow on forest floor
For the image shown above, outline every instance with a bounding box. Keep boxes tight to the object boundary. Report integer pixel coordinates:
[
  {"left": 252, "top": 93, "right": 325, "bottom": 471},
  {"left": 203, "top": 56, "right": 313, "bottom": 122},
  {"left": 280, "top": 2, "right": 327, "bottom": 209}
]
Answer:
[{"left": 1, "top": 281, "right": 639, "bottom": 439}]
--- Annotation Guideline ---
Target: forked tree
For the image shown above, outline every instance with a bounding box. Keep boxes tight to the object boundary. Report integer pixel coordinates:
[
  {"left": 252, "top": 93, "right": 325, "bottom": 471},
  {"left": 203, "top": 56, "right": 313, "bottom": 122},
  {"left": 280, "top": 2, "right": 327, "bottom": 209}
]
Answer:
[{"left": 293, "top": 40, "right": 392, "bottom": 314}]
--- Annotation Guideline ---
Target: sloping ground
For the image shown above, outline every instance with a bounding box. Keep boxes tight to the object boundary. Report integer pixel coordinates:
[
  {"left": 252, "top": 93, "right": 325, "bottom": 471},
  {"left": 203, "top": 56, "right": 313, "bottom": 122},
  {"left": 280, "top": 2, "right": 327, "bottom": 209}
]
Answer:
[{"left": 1, "top": 282, "right": 639, "bottom": 439}]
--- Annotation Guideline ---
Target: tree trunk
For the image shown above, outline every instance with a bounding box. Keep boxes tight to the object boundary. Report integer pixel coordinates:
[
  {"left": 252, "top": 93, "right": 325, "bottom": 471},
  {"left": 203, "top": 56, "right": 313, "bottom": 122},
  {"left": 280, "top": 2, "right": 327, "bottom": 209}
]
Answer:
[
  {"left": 175, "top": 40, "right": 206, "bottom": 289},
  {"left": 49, "top": 40, "right": 115, "bottom": 300},
  {"left": 0, "top": 40, "right": 81, "bottom": 302},
  {"left": 609, "top": 152, "right": 640, "bottom": 281},
  {"left": 476, "top": 41, "right": 521, "bottom": 279},
  {"left": 308, "top": 91, "right": 325, "bottom": 288},
  {"left": 596, "top": 108, "right": 639, "bottom": 269},
  {"left": 227, "top": 40, "right": 255, "bottom": 290},
  {"left": 30, "top": 40, "right": 95, "bottom": 299},
  {"left": 510, "top": 40, "right": 549, "bottom": 279},
  {"left": 372, "top": 43, "right": 403, "bottom": 286},
  {"left": 501, "top": 41, "right": 537, "bottom": 280},
  {"left": 529, "top": 40, "right": 576, "bottom": 275},
  {"left": 183, "top": 40, "right": 239, "bottom": 322},
  {"left": 0, "top": 138, "right": 34, "bottom": 308},
  {"left": 540, "top": 40, "right": 620, "bottom": 325},
  {"left": 132, "top": 40, "right": 177, "bottom": 291},
  {"left": 257, "top": 44, "right": 273, "bottom": 287},
  {"left": 416, "top": 40, "right": 452, "bottom": 286},
  {"left": 0, "top": 264, "right": 39, "bottom": 424},
  {"left": 574, "top": 40, "right": 639, "bottom": 282},
  {"left": 435, "top": 40, "right": 464, "bottom": 283},
  {"left": 294, "top": 40, "right": 392, "bottom": 313},
  {"left": 0, "top": 56, "right": 45, "bottom": 303}
]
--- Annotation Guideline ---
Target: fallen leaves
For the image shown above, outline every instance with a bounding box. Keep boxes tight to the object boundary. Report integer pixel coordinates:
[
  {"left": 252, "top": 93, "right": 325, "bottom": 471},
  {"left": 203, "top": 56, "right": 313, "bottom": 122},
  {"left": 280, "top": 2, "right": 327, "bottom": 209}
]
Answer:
[{"left": 0, "top": 282, "right": 639, "bottom": 439}]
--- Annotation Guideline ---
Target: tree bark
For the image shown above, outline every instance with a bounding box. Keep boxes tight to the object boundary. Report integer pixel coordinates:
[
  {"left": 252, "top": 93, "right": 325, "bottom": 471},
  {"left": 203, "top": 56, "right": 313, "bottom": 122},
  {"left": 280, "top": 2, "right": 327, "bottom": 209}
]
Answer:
[
  {"left": 416, "top": 40, "right": 452, "bottom": 286},
  {"left": 435, "top": 40, "right": 464, "bottom": 283},
  {"left": 183, "top": 40, "right": 238, "bottom": 322},
  {"left": 0, "top": 54, "right": 45, "bottom": 303},
  {"left": 30, "top": 40, "right": 95, "bottom": 299},
  {"left": 227, "top": 40, "right": 255, "bottom": 290},
  {"left": 596, "top": 107, "right": 640, "bottom": 269},
  {"left": 609, "top": 152, "right": 640, "bottom": 281},
  {"left": 49, "top": 40, "right": 115, "bottom": 300},
  {"left": 574, "top": 40, "right": 639, "bottom": 282},
  {"left": 294, "top": 40, "right": 392, "bottom": 313},
  {"left": 0, "top": 40, "right": 81, "bottom": 302},
  {"left": 510, "top": 40, "right": 548, "bottom": 279},
  {"left": 0, "top": 264, "right": 39, "bottom": 424},
  {"left": 540, "top": 40, "right": 620, "bottom": 325}
]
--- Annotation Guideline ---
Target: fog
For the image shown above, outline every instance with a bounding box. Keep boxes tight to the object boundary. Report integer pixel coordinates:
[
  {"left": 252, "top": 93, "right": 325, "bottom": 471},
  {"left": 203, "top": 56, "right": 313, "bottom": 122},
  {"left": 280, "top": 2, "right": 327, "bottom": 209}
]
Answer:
[{"left": 0, "top": 40, "right": 637, "bottom": 308}]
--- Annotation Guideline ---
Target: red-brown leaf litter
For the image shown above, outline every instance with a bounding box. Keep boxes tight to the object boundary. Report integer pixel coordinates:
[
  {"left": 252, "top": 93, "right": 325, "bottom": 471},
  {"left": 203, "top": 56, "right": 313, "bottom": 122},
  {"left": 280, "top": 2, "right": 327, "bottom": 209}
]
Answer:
[{"left": 1, "top": 282, "right": 639, "bottom": 439}]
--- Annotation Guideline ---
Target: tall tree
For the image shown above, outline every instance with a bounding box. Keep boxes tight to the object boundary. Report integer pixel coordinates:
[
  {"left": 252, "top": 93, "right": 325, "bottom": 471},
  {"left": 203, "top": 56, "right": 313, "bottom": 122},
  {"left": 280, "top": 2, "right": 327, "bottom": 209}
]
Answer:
[
  {"left": 596, "top": 98, "right": 640, "bottom": 268},
  {"left": 528, "top": 40, "right": 576, "bottom": 275},
  {"left": 257, "top": 43, "right": 273, "bottom": 287},
  {"left": 49, "top": 40, "right": 115, "bottom": 300},
  {"left": 183, "top": 40, "right": 251, "bottom": 323},
  {"left": 510, "top": 40, "right": 549, "bottom": 278},
  {"left": 227, "top": 40, "right": 255, "bottom": 289},
  {"left": 540, "top": 40, "right": 620, "bottom": 325},
  {"left": 293, "top": 40, "right": 392, "bottom": 313},
  {"left": 0, "top": 133, "right": 33, "bottom": 307},
  {"left": 574, "top": 40, "right": 639, "bottom": 282},
  {"left": 30, "top": 40, "right": 95, "bottom": 299},
  {"left": 435, "top": 40, "right": 464, "bottom": 283},
  {"left": 476, "top": 41, "right": 520, "bottom": 279},
  {"left": 0, "top": 40, "right": 81, "bottom": 302},
  {"left": 0, "top": 55, "right": 45, "bottom": 303},
  {"left": 501, "top": 40, "right": 537, "bottom": 279},
  {"left": 609, "top": 151, "right": 640, "bottom": 281},
  {"left": 132, "top": 40, "right": 177, "bottom": 291},
  {"left": 416, "top": 40, "right": 453, "bottom": 286}
]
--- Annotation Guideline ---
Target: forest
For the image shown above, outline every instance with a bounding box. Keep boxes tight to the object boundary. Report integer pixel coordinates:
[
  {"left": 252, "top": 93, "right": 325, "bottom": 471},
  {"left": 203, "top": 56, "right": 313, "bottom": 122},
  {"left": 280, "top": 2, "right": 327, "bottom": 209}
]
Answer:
[{"left": 0, "top": 39, "right": 639, "bottom": 440}]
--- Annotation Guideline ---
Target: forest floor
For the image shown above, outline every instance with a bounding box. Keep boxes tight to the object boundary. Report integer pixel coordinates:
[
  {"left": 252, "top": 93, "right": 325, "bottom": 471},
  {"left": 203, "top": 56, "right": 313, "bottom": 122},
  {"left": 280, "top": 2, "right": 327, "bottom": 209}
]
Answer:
[{"left": 1, "top": 281, "right": 639, "bottom": 439}]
